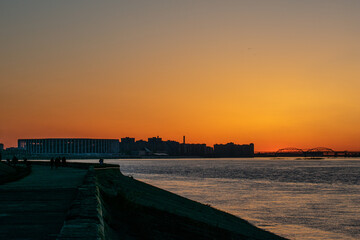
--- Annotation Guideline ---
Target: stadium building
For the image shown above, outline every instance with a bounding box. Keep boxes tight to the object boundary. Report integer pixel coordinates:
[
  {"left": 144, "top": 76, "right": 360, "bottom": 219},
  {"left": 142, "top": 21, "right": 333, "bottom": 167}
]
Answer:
[{"left": 18, "top": 138, "right": 120, "bottom": 157}]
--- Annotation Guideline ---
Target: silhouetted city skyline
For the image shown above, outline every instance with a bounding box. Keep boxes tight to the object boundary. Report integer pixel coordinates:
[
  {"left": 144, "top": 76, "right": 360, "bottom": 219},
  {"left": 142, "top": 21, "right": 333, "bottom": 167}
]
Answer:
[{"left": 0, "top": 137, "right": 254, "bottom": 159}]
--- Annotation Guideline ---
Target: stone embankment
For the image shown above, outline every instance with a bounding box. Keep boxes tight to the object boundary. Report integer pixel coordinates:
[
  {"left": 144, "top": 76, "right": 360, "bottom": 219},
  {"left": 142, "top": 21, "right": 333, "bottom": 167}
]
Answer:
[
  {"left": 1, "top": 162, "right": 286, "bottom": 239},
  {"left": 57, "top": 167, "right": 105, "bottom": 239},
  {"left": 96, "top": 167, "right": 287, "bottom": 240}
]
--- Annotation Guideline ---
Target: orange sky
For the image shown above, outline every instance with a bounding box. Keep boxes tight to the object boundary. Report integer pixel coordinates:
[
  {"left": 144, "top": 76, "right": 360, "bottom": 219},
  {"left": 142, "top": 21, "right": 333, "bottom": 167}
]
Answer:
[{"left": 1, "top": 1, "right": 360, "bottom": 151}]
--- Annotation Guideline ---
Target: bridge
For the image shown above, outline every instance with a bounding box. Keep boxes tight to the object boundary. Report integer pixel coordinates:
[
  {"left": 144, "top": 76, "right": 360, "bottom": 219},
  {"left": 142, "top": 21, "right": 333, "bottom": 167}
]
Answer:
[
  {"left": 276, "top": 148, "right": 304, "bottom": 156},
  {"left": 274, "top": 147, "right": 360, "bottom": 157}
]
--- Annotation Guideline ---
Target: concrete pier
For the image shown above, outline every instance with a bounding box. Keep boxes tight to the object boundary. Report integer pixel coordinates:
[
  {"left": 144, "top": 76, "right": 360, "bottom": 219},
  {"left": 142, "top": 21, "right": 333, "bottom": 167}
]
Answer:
[{"left": 0, "top": 165, "right": 87, "bottom": 239}]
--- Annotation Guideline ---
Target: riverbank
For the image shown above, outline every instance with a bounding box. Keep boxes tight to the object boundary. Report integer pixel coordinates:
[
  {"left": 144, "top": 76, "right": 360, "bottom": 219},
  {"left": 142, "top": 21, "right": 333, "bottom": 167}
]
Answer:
[
  {"left": 95, "top": 166, "right": 286, "bottom": 239},
  {"left": 1, "top": 162, "right": 286, "bottom": 239}
]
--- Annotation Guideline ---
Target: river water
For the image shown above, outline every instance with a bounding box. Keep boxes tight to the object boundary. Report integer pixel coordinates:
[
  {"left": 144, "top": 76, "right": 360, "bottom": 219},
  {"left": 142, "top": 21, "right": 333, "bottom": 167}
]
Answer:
[{"left": 75, "top": 158, "right": 360, "bottom": 239}]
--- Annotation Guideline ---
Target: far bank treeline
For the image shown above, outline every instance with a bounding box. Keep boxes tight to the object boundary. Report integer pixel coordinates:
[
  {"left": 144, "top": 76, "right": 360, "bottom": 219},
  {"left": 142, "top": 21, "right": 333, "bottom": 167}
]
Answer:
[{"left": 0, "top": 137, "right": 254, "bottom": 159}]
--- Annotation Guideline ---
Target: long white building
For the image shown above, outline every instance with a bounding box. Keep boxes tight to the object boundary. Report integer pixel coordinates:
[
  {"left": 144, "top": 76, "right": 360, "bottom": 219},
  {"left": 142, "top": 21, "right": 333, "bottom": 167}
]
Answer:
[{"left": 18, "top": 138, "right": 119, "bottom": 155}]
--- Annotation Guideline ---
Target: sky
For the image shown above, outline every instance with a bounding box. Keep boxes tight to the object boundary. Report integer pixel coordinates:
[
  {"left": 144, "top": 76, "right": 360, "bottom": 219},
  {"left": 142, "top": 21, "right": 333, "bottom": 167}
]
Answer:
[{"left": 1, "top": 0, "right": 360, "bottom": 151}]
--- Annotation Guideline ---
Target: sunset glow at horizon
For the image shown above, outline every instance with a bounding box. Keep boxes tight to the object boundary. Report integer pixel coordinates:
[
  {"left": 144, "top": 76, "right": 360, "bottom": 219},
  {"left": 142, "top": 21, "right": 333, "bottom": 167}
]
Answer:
[{"left": 1, "top": 1, "right": 360, "bottom": 151}]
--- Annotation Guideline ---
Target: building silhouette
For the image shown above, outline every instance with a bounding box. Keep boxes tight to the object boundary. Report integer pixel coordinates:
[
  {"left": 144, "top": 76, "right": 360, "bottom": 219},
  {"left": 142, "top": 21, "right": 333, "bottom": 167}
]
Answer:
[
  {"left": 11, "top": 137, "right": 255, "bottom": 158},
  {"left": 214, "top": 143, "right": 254, "bottom": 157},
  {"left": 182, "top": 143, "right": 210, "bottom": 156},
  {"left": 18, "top": 138, "right": 119, "bottom": 157},
  {"left": 119, "top": 137, "right": 136, "bottom": 155}
]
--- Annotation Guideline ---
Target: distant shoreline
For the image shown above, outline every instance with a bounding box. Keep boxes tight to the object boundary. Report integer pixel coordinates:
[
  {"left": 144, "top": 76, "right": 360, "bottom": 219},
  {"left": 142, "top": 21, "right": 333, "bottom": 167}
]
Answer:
[{"left": 5, "top": 155, "right": 360, "bottom": 161}]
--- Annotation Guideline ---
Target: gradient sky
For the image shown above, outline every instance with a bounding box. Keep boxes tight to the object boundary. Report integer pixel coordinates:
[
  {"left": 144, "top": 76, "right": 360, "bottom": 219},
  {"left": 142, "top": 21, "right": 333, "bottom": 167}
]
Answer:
[{"left": 1, "top": 0, "right": 360, "bottom": 151}]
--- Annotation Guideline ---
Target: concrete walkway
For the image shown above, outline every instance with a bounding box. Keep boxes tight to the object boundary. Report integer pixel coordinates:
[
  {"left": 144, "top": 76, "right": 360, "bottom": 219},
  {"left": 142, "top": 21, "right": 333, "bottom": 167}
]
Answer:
[{"left": 0, "top": 165, "right": 87, "bottom": 239}]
